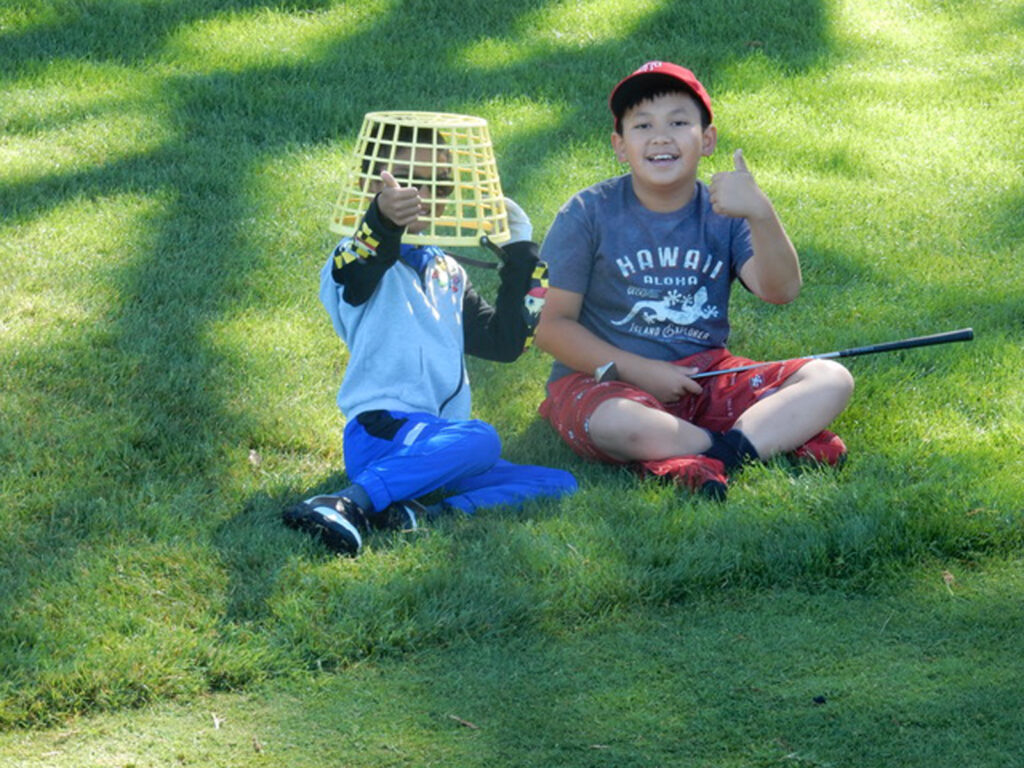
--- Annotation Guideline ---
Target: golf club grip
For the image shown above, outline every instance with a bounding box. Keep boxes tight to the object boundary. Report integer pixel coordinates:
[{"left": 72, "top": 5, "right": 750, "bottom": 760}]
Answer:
[
  {"left": 479, "top": 234, "right": 508, "bottom": 263},
  {"left": 830, "top": 328, "right": 974, "bottom": 359}
]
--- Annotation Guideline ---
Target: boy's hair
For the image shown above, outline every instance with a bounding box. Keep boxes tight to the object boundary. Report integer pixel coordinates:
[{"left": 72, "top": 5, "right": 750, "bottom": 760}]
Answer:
[
  {"left": 360, "top": 123, "right": 445, "bottom": 176},
  {"left": 609, "top": 61, "right": 713, "bottom": 133}
]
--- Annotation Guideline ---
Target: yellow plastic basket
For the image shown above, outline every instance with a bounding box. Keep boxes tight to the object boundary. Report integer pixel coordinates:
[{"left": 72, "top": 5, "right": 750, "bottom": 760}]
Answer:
[{"left": 329, "top": 111, "right": 511, "bottom": 246}]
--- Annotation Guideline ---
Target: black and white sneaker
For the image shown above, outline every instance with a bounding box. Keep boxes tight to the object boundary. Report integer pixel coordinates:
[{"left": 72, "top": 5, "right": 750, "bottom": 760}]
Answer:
[
  {"left": 370, "top": 499, "right": 426, "bottom": 532},
  {"left": 283, "top": 495, "right": 368, "bottom": 556}
]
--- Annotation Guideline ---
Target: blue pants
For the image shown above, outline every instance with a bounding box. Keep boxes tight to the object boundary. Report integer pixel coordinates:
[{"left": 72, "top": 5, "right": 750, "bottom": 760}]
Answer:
[{"left": 342, "top": 410, "right": 577, "bottom": 514}]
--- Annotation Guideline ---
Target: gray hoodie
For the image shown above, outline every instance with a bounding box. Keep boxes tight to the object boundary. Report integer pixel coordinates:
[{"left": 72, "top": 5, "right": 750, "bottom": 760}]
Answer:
[{"left": 320, "top": 198, "right": 539, "bottom": 422}]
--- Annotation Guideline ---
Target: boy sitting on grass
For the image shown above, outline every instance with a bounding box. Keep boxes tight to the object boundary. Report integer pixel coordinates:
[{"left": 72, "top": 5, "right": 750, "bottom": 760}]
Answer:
[
  {"left": 534, "top": 61, "right": 854, "bottom": 499},
  {"left": 284, "top": 122, "right": 576, "bottom": 556}
]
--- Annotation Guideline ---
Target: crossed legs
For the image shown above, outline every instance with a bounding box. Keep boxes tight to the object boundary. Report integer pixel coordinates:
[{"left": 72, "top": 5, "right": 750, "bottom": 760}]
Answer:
[{"left": 587, "top": 359, "right": 854, "bottom": 463}]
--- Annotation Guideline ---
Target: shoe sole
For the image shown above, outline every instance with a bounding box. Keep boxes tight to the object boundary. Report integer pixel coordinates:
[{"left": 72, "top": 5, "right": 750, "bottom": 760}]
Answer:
[{"left": 284, "top": 503, "right": 362, "bottom": 555}]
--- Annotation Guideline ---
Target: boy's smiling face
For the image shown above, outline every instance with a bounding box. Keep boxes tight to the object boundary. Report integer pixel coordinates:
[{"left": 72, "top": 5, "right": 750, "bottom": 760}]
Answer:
[{"left": 611, "top": 91, "right": 717, "bottom": 211}]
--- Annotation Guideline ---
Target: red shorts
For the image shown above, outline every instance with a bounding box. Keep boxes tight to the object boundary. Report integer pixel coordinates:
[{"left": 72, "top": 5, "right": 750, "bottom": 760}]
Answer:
[{"left": 538, "top": 348, "right": 809, "bottom": 464}]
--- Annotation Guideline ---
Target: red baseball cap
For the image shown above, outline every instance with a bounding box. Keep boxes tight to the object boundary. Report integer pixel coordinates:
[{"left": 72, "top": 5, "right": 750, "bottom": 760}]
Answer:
[{"left": 609, "top": 61, "right": 713, "bottom": 128}]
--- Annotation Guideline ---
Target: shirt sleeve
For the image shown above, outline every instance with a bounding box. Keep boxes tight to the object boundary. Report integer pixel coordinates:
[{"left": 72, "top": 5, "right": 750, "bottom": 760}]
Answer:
[
  {"left": 539, "top": 194, "right": 596, "bottom": 296},
  {"left": 328, "top": 196, "right": 404, "bottom": 306},
  {"left": 462, "top": 241, "right": 540, "bottom": 362}
]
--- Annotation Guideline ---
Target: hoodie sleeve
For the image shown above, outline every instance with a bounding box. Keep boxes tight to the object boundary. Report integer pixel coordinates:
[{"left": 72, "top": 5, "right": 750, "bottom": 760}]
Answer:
[
  {"left": 462, "top": 240, "right": 540, "bottom": 362},
  {"left": 329, "top": 195, "right": 405, "bottom": 306}
]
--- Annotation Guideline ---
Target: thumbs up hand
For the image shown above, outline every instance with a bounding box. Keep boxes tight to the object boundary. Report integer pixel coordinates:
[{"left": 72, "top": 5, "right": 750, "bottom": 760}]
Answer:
[
  {"left": 708, "top": 149, "right": 773, "bottom": 221},
  {"left": 377, "top": 170, "right": 427, "bottom": 229}
]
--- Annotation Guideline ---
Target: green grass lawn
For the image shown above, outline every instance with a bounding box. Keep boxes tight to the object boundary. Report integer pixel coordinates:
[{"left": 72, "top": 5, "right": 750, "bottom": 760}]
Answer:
[
  {"left": 4, "top": 568, "right": 1023, "bottom": 767},
  {"left": 1, "top": 0, "right": 1022, "bottom": 765}
]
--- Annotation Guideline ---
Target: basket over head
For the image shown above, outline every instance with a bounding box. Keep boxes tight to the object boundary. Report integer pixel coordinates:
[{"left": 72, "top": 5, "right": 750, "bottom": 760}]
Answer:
[{"left": 330, "top": 111, "right": 511, "bottom": 246}]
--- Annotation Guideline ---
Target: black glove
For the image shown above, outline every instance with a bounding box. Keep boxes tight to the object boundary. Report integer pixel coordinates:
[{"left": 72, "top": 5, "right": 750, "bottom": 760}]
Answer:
[{"left": 498, "top": 240, "right": 548, "bottom": 347}]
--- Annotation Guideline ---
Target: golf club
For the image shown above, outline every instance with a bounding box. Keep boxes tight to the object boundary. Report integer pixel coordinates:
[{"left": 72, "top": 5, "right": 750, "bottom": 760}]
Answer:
[{"left": 689, "top": 328, "right": 974, "bottom": 379}]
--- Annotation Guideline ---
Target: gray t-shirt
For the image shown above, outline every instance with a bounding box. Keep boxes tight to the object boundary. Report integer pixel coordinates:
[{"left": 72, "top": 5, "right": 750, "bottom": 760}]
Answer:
[{"left": 540, "top": 174, "right": 754, "bottom": 383}]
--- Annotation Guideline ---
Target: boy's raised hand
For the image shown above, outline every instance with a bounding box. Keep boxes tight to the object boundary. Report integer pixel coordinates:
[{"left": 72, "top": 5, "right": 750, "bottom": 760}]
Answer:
[
  {"left": 377, "top": 170, "right": 426, "bottom": 228},
  {"left": 709, "top": 149, "right": 773, "bottom": 221},
  {"left": 504, "top": 197, "right": 533, "bottom": 243}
]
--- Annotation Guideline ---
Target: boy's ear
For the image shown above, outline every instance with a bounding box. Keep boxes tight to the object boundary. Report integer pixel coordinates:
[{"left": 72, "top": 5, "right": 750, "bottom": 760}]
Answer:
[
  {"left": 610, "top": 131, "right": 626, "bottom": 162},
  {"left": 701, "top": 124, "right": 718, "bottom": 157}
]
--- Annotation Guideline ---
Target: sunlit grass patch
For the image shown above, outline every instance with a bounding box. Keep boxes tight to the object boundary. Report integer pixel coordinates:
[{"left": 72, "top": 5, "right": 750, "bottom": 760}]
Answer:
[
  {"left": 163, "top": 6, "right": 372, "bottom": 73},
  {"left": 0, "top": 0, "right": 1021, "bottom": 758},
  {"left": 459, "top": 0, "right": 666, "bottom": 69},
  {"left": 1, "top": 68, "right": 172, "bottom": 185},
  {"left": 2, "top": 193, "right": 168, "bottom": 331}
]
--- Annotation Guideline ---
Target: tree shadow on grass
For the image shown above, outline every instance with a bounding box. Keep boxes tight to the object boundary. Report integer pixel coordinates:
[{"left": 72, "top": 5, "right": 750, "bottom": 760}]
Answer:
[{"left": 18, "top": 0, "right": 998, "bottom": 735}]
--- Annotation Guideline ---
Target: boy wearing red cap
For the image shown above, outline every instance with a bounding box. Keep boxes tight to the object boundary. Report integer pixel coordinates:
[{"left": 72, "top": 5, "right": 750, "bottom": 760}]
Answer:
[{"left": 534, "top": 61, "right": 854, "bottom": 498}]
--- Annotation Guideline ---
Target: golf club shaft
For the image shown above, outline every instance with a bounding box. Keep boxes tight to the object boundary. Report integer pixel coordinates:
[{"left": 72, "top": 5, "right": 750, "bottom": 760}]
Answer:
[
  {"left": 689, "top": 328, "right": 974, "bottom": 380},
  {"left": 443, "top": 235, "right": 508, "bottom": 270}
]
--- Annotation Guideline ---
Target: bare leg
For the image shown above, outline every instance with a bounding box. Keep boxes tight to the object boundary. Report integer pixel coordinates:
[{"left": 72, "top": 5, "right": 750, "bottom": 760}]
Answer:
[
  {"left": 588, "top": 397, "right": 711, "bottom": 462},
  {"left": 734, "top": 360, "right": 854, "bottom": 458},
  {"left": 585, "top": 360, "right": 852, "bottom": 464}
]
